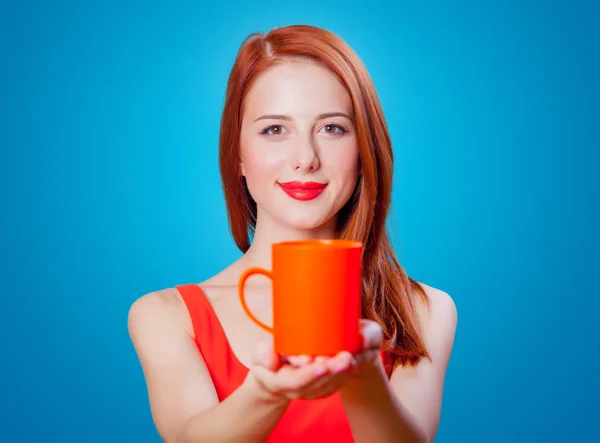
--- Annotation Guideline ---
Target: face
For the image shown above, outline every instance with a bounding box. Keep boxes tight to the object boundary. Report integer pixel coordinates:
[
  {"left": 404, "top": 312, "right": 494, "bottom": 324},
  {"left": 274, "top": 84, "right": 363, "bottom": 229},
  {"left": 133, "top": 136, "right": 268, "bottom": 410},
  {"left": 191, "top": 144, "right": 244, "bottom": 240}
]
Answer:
[{"left": 239, "top": 61, "right": 360, "bottom": 231}]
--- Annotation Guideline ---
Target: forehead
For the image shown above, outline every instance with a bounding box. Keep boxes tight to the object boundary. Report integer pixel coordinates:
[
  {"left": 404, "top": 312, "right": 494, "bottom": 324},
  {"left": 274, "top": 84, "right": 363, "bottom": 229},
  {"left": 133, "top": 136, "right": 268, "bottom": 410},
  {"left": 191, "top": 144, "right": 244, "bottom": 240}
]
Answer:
[{"left": 243, "top": 61, "right": 353, "bottom": 119}]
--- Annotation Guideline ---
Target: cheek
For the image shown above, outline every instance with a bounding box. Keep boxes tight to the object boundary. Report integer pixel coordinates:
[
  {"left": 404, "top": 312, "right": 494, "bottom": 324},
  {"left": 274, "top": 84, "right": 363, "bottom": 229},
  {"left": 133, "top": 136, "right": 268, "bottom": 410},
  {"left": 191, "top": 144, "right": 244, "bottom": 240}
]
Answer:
[
  {"left": 243, "top": 149, "right": 282, "bottom": 178},
  {"left": 241, "top": 140, "right": 287, "bottom": 196},
  {"left": 324, "top": 143, "right": 360, "bottom": 177}
]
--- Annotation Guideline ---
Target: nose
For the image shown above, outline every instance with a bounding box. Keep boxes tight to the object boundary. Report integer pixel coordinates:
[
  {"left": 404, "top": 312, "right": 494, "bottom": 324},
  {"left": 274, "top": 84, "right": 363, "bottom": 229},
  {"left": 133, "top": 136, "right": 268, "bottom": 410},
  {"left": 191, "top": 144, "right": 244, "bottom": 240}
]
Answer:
[{"left": 293, "top": 139, "right": 320, "bottom": 173}]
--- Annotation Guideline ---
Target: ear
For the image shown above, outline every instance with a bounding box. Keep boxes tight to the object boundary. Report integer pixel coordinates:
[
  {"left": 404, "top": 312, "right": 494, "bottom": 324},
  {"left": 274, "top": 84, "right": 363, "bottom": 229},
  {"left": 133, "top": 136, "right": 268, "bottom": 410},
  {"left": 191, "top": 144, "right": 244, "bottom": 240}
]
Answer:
[{"left": 239, "top": 160, "right": 246, "bottom": 177}]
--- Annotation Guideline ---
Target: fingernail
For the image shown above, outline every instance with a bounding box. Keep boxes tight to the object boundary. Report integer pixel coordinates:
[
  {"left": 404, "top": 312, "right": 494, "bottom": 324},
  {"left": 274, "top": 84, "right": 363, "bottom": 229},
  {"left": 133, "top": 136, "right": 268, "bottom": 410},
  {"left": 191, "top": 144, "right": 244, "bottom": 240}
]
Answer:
[
  {"left": 314, "top": 367, "right": 328, "bottom": 376},
  {"left": 333, "top": 363, "right": 348, "bottom": 373}
]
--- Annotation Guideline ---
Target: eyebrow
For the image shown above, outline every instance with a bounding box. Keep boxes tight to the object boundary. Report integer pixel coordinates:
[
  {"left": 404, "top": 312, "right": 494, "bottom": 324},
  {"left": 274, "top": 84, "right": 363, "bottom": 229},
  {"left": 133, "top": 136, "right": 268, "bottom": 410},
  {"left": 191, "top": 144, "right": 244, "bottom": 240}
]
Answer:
[{"left": 253, "top": 112, "right": 353, "bottom": 123}]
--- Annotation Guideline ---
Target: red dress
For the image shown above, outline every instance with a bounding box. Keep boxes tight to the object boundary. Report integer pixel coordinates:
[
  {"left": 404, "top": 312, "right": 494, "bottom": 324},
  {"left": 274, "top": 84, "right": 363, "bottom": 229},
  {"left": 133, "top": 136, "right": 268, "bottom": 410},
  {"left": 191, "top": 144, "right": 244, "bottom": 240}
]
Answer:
[{"left": 176, "top": 283, "right": 392, "bottom": 442}]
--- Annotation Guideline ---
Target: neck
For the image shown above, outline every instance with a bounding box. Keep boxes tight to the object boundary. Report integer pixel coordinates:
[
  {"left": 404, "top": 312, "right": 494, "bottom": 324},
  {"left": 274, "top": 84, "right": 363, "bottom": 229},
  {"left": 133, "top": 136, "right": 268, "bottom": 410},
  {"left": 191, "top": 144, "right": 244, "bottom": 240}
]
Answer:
[{"left": 242, "top": 209, "right": 338, "bottom": 270}]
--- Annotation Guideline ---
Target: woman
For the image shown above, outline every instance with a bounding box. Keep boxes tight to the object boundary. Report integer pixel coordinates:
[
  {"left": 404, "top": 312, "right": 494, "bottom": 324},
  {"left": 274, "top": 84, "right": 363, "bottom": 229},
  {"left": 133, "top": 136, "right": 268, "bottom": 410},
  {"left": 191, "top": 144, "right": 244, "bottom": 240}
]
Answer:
[{"left": 129, "top": 25, "right": 457, "bottom": 443}]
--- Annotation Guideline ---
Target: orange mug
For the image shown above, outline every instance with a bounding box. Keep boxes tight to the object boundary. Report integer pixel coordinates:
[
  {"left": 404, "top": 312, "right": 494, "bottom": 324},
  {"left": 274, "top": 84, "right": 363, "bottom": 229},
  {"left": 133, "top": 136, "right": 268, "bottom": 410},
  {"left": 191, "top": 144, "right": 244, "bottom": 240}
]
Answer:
[{"left": 238, "top": 239, "right": 363, "bottom": 357}]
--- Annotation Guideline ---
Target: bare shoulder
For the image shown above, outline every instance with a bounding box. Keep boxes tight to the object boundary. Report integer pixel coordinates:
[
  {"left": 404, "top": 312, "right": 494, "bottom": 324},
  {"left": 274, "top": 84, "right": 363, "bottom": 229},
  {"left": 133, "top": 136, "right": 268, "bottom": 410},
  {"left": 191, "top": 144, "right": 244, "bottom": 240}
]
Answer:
[
  {"left": 412, "top": 281, "right": 458, "bottom": 337},
  {"left": 128, "top": 288, "right": 184, "bottom": 321},
  {"left": 127, "top": 287, "right": 220, "bottom": 441},
  {"left": 129, "top": 287, "right": 184, "bottom": 310},
  {"left": 127, "top": 287, "right": 192, "bottom": 340},
  {"left": 417, "top": 281, "right": 457, "bottom": 312}
]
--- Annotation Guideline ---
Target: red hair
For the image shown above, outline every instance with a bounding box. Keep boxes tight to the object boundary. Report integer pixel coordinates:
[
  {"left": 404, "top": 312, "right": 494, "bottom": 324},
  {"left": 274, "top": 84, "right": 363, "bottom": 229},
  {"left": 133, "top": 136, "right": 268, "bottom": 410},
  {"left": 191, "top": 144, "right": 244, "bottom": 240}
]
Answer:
[{"left": 218, "top": 25, "right": 430, "bottom": 369}]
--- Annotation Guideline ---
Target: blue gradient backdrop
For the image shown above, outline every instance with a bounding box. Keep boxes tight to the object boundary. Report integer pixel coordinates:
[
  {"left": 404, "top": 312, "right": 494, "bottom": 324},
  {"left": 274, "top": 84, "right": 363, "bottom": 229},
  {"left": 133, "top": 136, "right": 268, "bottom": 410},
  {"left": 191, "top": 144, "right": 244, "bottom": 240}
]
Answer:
[{"left": 2, "top": 1, "right": 598, "bottom": 442}]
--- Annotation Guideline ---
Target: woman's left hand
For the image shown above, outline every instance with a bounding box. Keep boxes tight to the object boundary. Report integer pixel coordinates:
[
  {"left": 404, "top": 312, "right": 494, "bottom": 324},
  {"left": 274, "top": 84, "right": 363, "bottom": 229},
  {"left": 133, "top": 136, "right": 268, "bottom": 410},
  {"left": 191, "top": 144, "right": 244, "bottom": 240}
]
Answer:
[
  {"left": 286, "top": 319, "right": 384, "bottom": 378},
  {"left": 349, "top": 318, "right": 385, "bottom": 371}
]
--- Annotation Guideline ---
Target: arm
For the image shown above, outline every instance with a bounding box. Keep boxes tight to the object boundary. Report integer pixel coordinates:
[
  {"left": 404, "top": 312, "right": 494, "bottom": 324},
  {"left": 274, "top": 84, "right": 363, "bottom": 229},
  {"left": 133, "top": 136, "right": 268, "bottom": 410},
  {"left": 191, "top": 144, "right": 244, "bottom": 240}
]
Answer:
[
  {"left": 340, "top": 286, "right": 458, "bottom": 443},
  {"left": 180, "top": 377, "right": 289, "bottom": 443},
  {"left": 127, "top": 289, "right": 290, "bottom": 443}
]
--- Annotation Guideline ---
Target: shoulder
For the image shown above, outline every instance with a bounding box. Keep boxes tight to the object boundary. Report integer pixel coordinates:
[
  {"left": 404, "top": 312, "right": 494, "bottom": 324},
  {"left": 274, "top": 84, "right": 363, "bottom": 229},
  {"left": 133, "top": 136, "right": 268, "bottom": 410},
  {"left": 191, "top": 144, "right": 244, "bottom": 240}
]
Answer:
[
  {"left": 417, "top": 282, "right": 457, "bottom": 315},
  {"left": 412, "top": 282, "right": 458, "bottom": 343},
  {"left": 127, "top": 289, "right": 221, "bottom": 440},
  {"left": 127, "top": 287, "right": 193, "bottom": 341},
  {"left": 128, "top": 287, "right": 185, "bottom": 321}
]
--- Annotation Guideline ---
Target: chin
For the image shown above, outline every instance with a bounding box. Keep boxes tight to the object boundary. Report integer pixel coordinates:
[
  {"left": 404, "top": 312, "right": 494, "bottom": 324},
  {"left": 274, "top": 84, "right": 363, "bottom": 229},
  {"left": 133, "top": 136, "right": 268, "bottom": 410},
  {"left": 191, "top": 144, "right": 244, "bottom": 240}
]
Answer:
[{"left": 278, "top": 211, "right": 333, "bottom": 232}]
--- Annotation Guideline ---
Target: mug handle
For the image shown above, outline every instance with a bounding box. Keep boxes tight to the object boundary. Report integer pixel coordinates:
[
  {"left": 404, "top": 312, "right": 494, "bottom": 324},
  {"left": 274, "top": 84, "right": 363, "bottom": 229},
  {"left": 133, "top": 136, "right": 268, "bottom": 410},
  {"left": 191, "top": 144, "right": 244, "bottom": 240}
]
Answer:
[{"left": 238, "top": 267, "right": 274, "bottom": 334}]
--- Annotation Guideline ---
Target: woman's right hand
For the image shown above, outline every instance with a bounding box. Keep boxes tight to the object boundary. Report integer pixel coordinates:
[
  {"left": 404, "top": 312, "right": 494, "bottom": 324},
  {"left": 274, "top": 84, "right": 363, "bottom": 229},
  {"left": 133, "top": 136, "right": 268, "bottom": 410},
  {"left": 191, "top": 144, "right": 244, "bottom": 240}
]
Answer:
[{"left": 245, "top": 341, "right": 356, "bottom": 403}]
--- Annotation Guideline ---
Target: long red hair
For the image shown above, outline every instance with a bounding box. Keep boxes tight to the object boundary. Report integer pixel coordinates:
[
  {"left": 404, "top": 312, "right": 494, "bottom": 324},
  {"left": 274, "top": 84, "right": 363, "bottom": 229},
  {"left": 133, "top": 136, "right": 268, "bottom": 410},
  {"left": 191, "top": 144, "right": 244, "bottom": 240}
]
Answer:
[{"left": 218, "top": 25, "right": 430, "bottom": 369}]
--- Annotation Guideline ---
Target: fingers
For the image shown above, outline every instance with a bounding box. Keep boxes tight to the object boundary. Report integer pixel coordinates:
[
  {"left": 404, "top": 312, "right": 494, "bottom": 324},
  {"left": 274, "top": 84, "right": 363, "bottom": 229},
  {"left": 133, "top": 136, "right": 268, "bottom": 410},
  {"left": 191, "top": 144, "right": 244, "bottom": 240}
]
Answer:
[
  {"left": 299, "top": 351, "right": 356, "bottom": 399},
  {"left": 302, "top": 359, "right": 353, "bottom": 397},
  {"left": 284, "top": 352, "right": 354, "bottom": 369},
  {"left": 251, "top": 349, "right": 363, "bottom": 401},
  {"left": 325, "top": 351, "right": 355, "bottom": 373},
  {"left": 252, "top": 358, "right": 329, "bottom": 396},
  {"left": 300, "top": 372, "right": 340, "bottom": 399},
  {"left": 359, "top": 319, "right": 384, "bottom": 350},
  {"left": 314, "top": 356, "right": 328, "bottom": 365},
  {"left": 286, "top": 355, "right": 313, "bottom": 367},
  {"left": 352, "top": 348, "right": 380, "bottom": 367}
]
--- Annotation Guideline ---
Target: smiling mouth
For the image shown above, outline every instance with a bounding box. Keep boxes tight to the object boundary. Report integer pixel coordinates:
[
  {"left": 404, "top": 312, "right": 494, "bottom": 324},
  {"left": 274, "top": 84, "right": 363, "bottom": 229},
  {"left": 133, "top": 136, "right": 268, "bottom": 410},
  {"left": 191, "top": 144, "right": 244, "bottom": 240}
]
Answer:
[{"left": 278, "top": 181, "right": 328, "bottom": 201}]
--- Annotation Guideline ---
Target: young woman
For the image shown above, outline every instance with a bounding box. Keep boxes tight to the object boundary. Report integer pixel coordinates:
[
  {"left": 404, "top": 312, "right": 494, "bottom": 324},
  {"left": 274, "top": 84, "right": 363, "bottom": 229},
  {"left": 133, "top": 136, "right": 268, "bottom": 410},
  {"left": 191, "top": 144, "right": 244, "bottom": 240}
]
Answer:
[{"left": 129, "top": 25, "right": 457, "bottom": 443}]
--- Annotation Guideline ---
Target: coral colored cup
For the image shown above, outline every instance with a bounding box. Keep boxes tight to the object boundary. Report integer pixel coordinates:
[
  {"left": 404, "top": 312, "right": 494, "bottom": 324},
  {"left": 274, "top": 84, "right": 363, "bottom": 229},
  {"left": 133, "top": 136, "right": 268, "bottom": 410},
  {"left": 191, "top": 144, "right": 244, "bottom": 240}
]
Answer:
[{"left": 238, "top": 239, "right": 363, "bottom": 357}]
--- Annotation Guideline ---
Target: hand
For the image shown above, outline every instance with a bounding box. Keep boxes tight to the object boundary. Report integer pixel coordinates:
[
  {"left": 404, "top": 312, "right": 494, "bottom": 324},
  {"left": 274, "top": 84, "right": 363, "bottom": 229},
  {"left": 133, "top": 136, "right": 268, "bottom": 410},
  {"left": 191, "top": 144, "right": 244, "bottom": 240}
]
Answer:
[
  {"left": 246, "top": 319, "right": 385, "bottom": 403},
  {"left": 286, "top": 319, "right": 385, "bottom": 381},
  {"left": 246, "top": 341, "right": 356, "bottom": 403},
  {"left": 349, "top": 318, "right": 385, "bottom": 373}
]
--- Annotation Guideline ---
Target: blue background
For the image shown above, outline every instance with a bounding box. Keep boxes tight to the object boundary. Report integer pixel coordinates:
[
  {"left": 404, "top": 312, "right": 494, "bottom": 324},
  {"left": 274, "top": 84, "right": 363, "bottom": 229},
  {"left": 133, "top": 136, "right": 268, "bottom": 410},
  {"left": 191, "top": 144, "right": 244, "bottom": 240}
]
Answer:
[{"left": 2, "top": 1, "right": 598, "bottom": 441}]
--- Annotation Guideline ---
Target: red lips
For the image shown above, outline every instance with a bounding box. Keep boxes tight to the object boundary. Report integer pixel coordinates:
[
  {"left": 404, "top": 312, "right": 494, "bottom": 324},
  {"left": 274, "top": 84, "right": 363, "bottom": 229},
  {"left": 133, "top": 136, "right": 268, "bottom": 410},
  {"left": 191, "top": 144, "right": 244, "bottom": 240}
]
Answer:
[{"left": 278, "top": 181, "right": 327, "bottom": 201}]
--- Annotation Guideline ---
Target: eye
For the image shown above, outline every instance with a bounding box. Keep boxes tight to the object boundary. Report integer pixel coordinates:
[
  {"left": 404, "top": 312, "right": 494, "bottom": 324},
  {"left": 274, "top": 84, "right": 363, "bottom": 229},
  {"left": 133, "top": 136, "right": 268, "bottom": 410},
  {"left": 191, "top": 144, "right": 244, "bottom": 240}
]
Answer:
[
  {"left": 321, "top": 124, "right": 348, "bottom": 136},
  {"left": 260, "top": 125, "right": 288, "bottom": 136},
  {"left": 259, "top": 123, "right": 348, "bottom": 137}
]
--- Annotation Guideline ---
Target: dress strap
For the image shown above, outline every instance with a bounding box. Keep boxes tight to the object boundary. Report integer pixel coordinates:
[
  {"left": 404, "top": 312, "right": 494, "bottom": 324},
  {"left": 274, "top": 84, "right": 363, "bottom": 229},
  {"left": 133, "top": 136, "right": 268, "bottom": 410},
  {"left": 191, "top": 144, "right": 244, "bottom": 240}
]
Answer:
[
  {"left": 175, "top": 283, "right": 248, "bottom": 400},
  {"left": 176, "top": 283, "right": 210, "bottom": 342}
]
